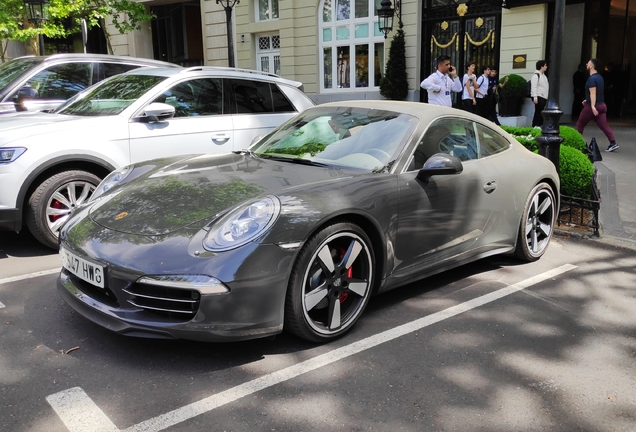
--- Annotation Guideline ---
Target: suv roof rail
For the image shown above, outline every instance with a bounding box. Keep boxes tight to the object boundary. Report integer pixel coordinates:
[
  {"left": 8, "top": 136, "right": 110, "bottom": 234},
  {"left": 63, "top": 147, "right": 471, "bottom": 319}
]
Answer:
[{"left": 180, "top": 66, "right": 281, "bottom": 79}]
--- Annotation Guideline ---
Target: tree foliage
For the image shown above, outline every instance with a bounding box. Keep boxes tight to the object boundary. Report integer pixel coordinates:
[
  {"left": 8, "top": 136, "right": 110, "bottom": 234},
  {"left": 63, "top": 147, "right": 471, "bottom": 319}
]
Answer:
[
  {"left": 1, "top": 0, "right": 154, "bottom": 58},
  {"left": 379, "top": 21, "right": 408, "bottom": 101}
]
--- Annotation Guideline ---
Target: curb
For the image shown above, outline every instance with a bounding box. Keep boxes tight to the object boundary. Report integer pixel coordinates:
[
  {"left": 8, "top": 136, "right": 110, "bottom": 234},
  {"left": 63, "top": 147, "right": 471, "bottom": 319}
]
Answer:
[{"left": 554, "top": 227, "right": 636, "bottom": 252}]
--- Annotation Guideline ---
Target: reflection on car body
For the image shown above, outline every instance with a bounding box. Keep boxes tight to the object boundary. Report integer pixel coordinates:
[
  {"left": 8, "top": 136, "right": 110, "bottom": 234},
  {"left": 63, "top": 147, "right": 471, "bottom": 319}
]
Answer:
[{"left": 56, "top": 101, "right": 559, "bottom": 344}]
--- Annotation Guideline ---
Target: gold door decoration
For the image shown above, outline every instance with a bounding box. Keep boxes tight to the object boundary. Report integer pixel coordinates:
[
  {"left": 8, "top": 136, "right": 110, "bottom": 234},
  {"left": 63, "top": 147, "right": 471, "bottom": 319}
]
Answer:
[
  {"left": 464, "top": 29, "right": 495, "bottom": 50},
  {"left": 431, "top": 33, "right": 459, "bottom": 52}
]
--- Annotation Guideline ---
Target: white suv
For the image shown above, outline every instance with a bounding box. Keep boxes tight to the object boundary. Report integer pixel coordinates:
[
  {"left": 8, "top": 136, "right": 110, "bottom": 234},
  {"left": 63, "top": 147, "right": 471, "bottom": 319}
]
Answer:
[
  {"left": 0, "top": 53, "right": 179, "bottom": 115},
  {"left": 0, "top": 66, "right": 315, "bottom": 248}
]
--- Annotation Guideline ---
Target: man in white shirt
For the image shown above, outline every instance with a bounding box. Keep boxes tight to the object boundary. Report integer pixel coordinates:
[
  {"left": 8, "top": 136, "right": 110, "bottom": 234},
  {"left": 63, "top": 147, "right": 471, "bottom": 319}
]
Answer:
[{"left": 420, "top": 55, "right": 462, "bottom": 107}]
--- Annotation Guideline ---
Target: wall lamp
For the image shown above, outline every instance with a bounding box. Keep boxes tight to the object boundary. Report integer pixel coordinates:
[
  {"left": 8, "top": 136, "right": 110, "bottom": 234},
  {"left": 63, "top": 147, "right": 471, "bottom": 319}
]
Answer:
[{"left": 377, "top": 0, "right": 402, "bottom": 39}]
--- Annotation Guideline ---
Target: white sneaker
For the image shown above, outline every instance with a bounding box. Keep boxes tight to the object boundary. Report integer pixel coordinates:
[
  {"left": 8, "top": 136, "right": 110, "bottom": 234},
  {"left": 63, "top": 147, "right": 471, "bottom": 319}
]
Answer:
[{"left": 605, "top": 143, "right": 619, "bottom": 152}]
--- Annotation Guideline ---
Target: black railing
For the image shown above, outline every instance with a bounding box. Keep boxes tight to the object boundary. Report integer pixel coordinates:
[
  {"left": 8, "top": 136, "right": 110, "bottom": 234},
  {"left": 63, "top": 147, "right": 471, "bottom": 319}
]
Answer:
[{"left": 557, "top": 168, "right": 601, "bottom": 236}]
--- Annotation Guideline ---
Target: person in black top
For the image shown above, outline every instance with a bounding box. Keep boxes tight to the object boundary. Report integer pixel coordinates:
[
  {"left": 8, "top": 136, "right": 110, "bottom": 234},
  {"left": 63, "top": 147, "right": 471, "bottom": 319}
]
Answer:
[
  {"left": 575, "top": 58, "right": 619, "bottom": 152},
  {"left": 488, "top": 67, "right": 507, "bottom": 125}
]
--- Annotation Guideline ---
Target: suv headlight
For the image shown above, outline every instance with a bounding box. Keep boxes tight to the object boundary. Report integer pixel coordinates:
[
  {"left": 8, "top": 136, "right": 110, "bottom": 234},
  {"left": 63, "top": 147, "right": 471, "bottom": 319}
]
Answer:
[
  {"left": 90, "top": 165, "right": 133, "bottom": 201},
  {"left": 0, "top": 147, "right": 26, "bottom": 164},
  {"left": 203, "top": 196, "right": 281, "bottom": 252}
]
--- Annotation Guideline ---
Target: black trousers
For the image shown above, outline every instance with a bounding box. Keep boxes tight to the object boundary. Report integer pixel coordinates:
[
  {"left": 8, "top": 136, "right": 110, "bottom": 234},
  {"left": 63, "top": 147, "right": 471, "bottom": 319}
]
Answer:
[
  {"left": 462, "top": 98, "right": 475, "bottom": 113},
  {"left": 476, "top": 97, "right": 489, "bottom": 119},
  {"left": 532, "top": 97, "right": 547, "bottom": 127}
]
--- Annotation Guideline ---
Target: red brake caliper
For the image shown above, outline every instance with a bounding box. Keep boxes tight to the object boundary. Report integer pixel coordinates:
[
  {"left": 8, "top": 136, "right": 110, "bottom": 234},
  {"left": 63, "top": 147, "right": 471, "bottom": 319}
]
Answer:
[
  {"left": 338, "top": 247, "right": 352, "bottom": 304},
  {"left": 50, "top": 199, "right": 65, "bottom": 222}
]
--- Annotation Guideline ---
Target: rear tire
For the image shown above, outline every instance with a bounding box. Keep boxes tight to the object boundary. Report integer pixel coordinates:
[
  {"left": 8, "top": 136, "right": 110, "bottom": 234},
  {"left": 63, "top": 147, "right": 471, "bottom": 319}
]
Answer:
[
  {"left": 514, "top": 182, "right": 556, "bottom": 262},
  {"left": 285, "top": 222, "right": 374, "bottom": 343},
  {"left": 26, "top": 170, "right": 101, "bottom": 249}
]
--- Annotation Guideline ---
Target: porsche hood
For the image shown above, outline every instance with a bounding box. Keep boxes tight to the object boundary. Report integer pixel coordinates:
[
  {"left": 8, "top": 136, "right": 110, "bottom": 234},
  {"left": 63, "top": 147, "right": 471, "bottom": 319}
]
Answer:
[{"left": 88, "top": 153, "right": 359, "bottom": 236}]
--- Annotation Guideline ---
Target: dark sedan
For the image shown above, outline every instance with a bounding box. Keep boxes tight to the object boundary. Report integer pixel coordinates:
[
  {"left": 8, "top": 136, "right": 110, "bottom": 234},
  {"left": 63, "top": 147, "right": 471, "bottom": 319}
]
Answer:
[{"left": 57, "top": 101, "right": 559, "bottom": 343}]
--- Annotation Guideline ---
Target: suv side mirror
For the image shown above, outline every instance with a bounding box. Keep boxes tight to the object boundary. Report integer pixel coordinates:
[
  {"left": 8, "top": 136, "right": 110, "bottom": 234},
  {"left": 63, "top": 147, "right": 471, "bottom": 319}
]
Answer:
[
  {"left": 416, "top": 153, "right": 463, "bottom": 182},
  {"left": 136, "top": 103, "right": 175, "bottom": 123},
  {"left": 13, "top": 84, "right": 40, "bottom": 112}
]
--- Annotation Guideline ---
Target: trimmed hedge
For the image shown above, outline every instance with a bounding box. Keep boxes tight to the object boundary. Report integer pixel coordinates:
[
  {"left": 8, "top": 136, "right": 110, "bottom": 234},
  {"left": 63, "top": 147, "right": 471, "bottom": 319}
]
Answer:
[
  {"left": 501, "top": 125, "right": 594, "bottom": 197},
  {"left": 559, "top": 126, "right": 586, "bottom": 152},
  {"left": 499, "top": 73, "right": 526, "bottom": 98},
  {"left": 501, "top": 125, "right": 585, "bottom": 151},
  {"left": 560, "top": 146, "right": 595, "bottom": 197}
]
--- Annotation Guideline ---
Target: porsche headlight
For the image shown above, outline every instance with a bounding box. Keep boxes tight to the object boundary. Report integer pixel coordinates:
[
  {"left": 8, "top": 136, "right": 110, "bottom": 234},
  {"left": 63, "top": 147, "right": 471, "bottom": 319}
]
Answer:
[
  {"left": 203, "top": 196, "right": 281, "bottom": 251},
  {"left": 90, "top": 165, "right": 133, "bottom": 202}
]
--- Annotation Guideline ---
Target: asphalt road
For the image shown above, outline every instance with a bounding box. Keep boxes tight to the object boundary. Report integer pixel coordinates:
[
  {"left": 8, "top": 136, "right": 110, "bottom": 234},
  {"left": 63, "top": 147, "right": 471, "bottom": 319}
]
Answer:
[{"left": 1, "top": 230, "right": 635, "bottom": 432}]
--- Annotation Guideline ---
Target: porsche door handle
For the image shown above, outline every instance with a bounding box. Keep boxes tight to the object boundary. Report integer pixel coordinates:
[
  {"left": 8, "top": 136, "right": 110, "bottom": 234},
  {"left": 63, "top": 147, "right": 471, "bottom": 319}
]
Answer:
[
  {"left": 483, "top": 180, "right": 497, "bottom": 194},
  {"left": 211, "top": 134, "right": 231, "bottom": 145}
]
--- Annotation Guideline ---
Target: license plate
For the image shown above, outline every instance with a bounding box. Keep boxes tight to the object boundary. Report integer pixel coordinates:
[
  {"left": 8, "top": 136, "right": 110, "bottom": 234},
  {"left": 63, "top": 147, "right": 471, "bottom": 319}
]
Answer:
[{"left": 60, "top": 248, "right": 105, "bottom": 288}]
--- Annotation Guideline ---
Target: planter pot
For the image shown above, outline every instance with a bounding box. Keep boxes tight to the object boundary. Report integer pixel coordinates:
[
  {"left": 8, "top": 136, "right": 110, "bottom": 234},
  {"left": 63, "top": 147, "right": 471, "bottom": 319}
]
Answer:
[{"left": 498, "top": 97, "right": 523, "bottom": 117}]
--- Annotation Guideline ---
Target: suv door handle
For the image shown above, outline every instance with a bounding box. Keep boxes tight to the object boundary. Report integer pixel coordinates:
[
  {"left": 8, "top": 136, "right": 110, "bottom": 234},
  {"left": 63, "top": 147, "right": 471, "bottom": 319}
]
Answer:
[
  {"left": 483, "top": 180, "right": 497, "bottom": 194},
  {"left": 211, "top": 133, "right": 230, "bottom": 145}
]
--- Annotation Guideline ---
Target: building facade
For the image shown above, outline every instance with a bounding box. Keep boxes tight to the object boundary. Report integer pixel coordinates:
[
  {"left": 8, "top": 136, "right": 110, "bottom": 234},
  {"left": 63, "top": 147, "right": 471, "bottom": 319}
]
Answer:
[{"left": 3, "top": 0, "right": 634, "bottom": 119}]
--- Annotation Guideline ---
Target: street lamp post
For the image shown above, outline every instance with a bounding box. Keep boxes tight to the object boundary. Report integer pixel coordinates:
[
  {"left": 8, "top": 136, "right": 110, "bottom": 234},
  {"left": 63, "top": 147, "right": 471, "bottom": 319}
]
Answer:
[
  {"left": 536, "top": 0, "right": 566, "bottom": 173},
  {"left": 216, "top": 0, "right": 239, "bottom": 67},
  {"left": 23, "top": 0, "right": 50, "bottom": 56}
]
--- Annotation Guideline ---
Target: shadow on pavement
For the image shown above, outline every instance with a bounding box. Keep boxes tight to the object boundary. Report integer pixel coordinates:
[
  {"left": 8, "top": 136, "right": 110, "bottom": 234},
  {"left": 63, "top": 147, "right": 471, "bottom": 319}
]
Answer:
[{"left": 0, "top": 230, "right": 57, "bottom": 259}]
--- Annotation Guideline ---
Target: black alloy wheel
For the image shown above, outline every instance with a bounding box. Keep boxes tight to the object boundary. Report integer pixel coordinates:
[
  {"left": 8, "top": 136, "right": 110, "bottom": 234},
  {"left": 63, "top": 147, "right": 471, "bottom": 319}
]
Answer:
[
  {"left": 514, "top": 182, "right": 556, "bottom": 262},
  {"left": 285, "top": 222, "right": 374, "bottom": 342}
]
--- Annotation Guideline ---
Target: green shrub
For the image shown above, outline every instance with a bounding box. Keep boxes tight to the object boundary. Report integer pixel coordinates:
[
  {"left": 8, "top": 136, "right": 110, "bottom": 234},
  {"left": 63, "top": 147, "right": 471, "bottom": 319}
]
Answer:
[
  {"left": 500, "top": 125, "right": 540, "bottom": 137},
  {"left": 503, "top": 125, "right": 587, "bottom": 155},
  {"left": 501, "top": 125, "right": 539, "bottom": 152},
  {"left": 560, "top": 145, "right": 594, "bottom": 197},
  {"left": 499, "top": 73, "right": 526, "bottom": 98},
  {"left": 559, "top": 126, "right": 586, "bottom": 152}
]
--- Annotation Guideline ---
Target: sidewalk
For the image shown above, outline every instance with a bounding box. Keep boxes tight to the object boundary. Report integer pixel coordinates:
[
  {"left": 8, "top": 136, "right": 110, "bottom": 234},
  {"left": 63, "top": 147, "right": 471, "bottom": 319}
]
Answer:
[{"left": 560, "top": 115, "right": 636, "bottom": 249}]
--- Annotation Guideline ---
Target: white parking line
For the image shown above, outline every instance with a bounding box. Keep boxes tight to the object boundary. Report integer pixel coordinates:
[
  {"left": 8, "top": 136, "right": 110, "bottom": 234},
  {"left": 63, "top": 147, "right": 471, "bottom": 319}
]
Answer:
[
  {"left": 0, "top": 301, "right": 5, "bottom": 309},
  {"left": 47, "top": 264, "right": 577, "bottom": 432},
  {"left": 46, "top": 388, "right": 119, "bottom": 432},
  {"left": 0, "top": 268, "right": 60, "bottom": 286}
]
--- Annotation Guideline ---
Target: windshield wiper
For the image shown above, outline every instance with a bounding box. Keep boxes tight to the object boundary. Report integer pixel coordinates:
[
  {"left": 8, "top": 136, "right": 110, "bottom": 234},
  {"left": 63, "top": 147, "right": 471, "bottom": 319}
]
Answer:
[
  {"left": 261, "top": 155, "right": 330, "bottom": 167},
  {"left": 232, "top": 149, "right": 258, "bottom": 157}
]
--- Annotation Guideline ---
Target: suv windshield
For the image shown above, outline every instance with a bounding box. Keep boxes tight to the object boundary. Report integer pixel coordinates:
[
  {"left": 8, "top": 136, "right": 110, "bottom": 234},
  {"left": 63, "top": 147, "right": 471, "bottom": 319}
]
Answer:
[
  {"left": 0, "top": 58, "right": 40, "bottom": 93},
  {"left": 252, "top": 106, "right": 418, "bottom": 172},
  {"left": 56, "top": 74, "right": 167, "bottom": 116}
]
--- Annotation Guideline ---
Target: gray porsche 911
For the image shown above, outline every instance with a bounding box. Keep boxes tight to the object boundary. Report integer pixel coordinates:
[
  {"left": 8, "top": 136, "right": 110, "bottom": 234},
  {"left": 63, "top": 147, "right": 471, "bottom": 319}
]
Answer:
[{"left": 57, "top": 101, "right": 559, "bottom": 343}]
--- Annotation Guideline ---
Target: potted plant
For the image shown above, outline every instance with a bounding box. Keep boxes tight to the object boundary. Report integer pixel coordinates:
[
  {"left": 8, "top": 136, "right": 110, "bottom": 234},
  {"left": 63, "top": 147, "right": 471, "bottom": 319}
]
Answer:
[{"left": 498, "top": 73, "right": 526, "bottom": 117}]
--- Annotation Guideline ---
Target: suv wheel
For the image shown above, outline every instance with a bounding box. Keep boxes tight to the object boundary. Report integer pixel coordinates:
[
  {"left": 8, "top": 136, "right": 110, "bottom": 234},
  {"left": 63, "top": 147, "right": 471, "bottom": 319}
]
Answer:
[{"left": 26, "top": 170, "right": 101, "bottom": 249}]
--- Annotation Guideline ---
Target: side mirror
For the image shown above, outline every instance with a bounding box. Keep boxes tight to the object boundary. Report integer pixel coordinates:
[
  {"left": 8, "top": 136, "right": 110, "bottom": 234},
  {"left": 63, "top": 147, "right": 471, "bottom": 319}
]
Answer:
[
  {"left": 136, "top": 102, "right": 175, "bottom": 123},
  {"left": 416, "top": 153, "right": 463, "bottom": 182},
  {"left": 13, "top": 84, "right": 39, "bottom": 112}
]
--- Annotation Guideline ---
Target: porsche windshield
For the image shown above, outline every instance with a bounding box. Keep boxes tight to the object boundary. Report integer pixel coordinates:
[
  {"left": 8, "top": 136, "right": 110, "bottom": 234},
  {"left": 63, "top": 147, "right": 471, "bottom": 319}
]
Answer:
[
  {"left": 252, "top": 107, "right": 418, "bottom": 171},
  {"left": 55, "top": 74, "right": 167, "bottom": 116}
]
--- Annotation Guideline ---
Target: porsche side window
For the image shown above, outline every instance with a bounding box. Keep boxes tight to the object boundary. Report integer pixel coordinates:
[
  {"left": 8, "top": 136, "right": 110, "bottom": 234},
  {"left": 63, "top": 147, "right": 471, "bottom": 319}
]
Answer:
[
  {"left": 410, "top": 118, "right": 478, "bottom": 170},
  {"left": 154, "top": 78, "right": 223, "bottom": 117},
  {"left": 476, "top": 123, "right": 510, "bottom": 157}
]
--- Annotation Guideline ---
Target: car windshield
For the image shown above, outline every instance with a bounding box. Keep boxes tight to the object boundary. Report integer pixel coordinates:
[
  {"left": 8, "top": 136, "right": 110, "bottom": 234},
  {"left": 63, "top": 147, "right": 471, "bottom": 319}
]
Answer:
[
  {"left": 0, "top": 58, "right": 40, "bottom": 93},
  {"left": 252, "top": 106, "right": 418, "bottom": 172},
  {"left": 55, "top": 74, "right": 167, "bottom": 116}
]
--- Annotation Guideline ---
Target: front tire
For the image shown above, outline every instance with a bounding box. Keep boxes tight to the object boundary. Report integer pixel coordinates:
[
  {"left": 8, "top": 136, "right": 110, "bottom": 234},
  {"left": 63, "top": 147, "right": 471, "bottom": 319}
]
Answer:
[
  {"left": 285, "top": 222, "right": 375, "bottom": 343},
  {"left": 26, "top": 170, "right": 101, "bottom": 249},
  {"left": 514, "top": 182, "right": 556, "bottom": 262}
]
